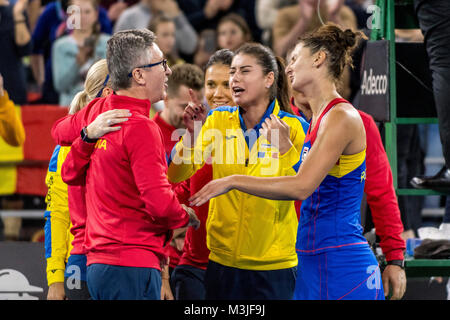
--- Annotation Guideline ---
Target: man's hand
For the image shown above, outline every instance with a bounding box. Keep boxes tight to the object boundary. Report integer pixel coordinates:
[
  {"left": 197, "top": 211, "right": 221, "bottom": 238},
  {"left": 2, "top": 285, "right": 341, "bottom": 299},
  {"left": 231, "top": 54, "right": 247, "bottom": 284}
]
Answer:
[
  {"left": 182, "top": 204, "right": 200, "bottom": 230},
  {"left": 47, "top": 282, "right": 66, "bottom": 300},
  {"left": 382, "top": 265, "right": 407, "bottom": 300}
]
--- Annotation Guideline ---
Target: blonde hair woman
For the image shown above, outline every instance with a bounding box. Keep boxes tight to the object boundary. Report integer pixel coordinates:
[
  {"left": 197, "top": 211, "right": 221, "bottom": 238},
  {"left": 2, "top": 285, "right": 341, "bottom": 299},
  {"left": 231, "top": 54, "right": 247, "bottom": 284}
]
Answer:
[
  {"left": 45, "top": 59, "right": 128, "bottom": 300},
  {"left": 69, "top": 59, "right": 112, "bottom": 115}
]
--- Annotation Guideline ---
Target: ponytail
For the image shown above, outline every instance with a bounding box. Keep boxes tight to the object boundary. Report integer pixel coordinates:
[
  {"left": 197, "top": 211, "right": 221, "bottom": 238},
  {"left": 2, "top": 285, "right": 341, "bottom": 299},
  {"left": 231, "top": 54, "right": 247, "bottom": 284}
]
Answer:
[
  {"left": 275, "top": 56, "right": 292, "bottom": 114},
  {"left": 69, "top": 90, "right": 90, "bottom": 115}
]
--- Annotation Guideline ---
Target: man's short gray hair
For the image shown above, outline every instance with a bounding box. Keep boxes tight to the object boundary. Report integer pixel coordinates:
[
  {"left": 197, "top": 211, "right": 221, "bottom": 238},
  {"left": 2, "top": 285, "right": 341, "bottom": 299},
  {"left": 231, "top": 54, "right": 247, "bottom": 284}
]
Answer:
[{"left": 106, "top": 29, "right": 156, "bottom": 91}]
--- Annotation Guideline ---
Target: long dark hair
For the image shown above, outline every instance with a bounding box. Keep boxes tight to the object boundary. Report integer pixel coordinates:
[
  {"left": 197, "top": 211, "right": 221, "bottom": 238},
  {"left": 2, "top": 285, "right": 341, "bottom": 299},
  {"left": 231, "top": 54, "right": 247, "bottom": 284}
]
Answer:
[{"left": 235, "top": 43, "right": 292, "bottom": 113}]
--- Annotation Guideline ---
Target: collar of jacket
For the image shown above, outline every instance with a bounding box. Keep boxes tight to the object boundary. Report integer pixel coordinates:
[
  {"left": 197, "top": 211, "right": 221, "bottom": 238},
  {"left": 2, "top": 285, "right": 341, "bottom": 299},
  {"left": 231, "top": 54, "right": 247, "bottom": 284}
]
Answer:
[
  {"left": 238, "top": 99, "right": 280, "bottom": 132},
  {"left": 109, "top": 93, "right": 152, "bottom": 117}
]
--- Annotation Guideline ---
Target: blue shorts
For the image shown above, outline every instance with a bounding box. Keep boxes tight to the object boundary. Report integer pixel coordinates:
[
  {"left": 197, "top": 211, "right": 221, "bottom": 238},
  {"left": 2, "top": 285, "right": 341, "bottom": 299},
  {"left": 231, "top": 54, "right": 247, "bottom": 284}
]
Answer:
[
  {"left": 171, "top": 264, "right": 206, "bottom": 300},
  {"left": 294, "top": 246, "right": 384, "bottom": 300},
  {"left": 205, "top": 260, "right": 296, "bottom": 300},
  {"left": 87, "top": 264, "right": 161, "bottom": 300}
]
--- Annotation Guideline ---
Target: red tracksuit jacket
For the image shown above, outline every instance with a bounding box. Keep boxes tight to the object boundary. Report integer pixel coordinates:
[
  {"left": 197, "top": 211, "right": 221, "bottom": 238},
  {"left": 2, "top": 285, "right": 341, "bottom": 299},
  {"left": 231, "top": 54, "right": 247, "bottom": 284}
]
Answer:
[
  {"left": 291, "top": 103, "right": 405, "bottom": 261},
  {"left": 52, "top": 94, "right": 189, "bottom": 269}
]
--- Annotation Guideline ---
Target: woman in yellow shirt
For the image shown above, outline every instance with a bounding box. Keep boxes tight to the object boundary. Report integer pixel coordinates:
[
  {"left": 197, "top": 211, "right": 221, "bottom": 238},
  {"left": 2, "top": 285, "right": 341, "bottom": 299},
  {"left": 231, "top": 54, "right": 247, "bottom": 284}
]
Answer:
[{"left": 168, "top": 43, "right": 309, "bottom": 299}]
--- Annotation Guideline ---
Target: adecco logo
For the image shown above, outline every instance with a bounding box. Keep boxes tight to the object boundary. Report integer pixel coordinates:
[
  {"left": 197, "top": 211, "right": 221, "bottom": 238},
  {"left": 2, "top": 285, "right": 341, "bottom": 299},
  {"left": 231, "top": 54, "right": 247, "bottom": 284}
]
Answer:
[
  {"left": 361, "top": 68, "right": 388, "bottom": 95},
  {"left": 0, "top": 269, "right": 43, "bottom": 300}
]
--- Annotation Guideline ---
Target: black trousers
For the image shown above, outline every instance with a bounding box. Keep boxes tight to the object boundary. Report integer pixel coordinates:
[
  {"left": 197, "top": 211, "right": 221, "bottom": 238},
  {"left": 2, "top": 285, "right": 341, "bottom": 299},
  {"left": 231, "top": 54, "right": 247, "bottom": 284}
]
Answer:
[
  {"left": 397, "top": 125, "right": 425, "bottom": 234},
  {"left": 204, "top": 260, "right": 296, "bottom": 300},
  {"left": 414, "top": 0, "right": 450, "bottom": 166}
]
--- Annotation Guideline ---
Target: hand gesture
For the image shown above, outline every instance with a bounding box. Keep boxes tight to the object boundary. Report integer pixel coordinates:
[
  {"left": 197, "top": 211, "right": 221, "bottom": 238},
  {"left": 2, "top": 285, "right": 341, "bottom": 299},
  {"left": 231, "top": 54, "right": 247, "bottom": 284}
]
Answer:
[
  {"left": 189, "top": 176, "right": 232, "bottom": 207},
  {"left": 86, "top": 109, "right": 131, "bottom": 140},
  {"left": 182, "top": 204, "right": 200, "bottom": 229},
  {"left": 183, "top": 89, "right": 208, "bottom": 134},
  {"left": 259, "top": 114, "right": 293, "bottom": 154}
]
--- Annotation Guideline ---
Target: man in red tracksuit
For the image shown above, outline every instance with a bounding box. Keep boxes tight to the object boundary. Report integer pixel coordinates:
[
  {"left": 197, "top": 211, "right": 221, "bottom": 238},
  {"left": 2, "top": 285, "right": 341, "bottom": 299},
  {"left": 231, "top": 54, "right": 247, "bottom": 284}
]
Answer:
[
  {"left": 51, "top": 29, "right": 199, "bottom": 300},
  {"left": 290, "top": 93, "right": 407, "bottom": 300}
]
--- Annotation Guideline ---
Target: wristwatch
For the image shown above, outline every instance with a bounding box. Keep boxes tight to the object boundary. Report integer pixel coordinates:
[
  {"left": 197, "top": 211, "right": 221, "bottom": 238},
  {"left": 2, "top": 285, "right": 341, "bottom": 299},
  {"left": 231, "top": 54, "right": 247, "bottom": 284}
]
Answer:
[
  {"left": 386, "top": 260, "right": 405, "bottom": 269},
  {"left": 80, "top": 126, "right": 98, "bottom": 143}
]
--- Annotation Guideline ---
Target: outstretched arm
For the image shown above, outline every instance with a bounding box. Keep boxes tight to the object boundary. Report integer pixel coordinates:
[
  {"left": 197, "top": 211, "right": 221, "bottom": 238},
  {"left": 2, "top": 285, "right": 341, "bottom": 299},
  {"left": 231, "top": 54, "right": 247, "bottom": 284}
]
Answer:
[{"left": 190, "top": 104, "right": 362, "bottom": 206}]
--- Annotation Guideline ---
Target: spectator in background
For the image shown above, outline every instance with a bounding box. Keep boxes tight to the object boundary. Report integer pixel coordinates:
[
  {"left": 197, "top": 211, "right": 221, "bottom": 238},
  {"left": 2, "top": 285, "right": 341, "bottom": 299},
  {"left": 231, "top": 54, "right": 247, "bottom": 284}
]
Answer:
[
  {"left": 177, "top": 0, "right": 261, "bottom": 42},
  {"left": 216, "top": 13, "right": 251, "bottom": 51},
  {"left": 410, "top": 0, "right": 450, "bottom": 195},
  {"left": 114, "top": 0, "right": 198, "bottom": 56},
  {"left": 148, "top": 14, "right": 184, "bottom": 67},
  {"left": 272, "top": 0, "right": 357, "bottom": 58},
  {"left": 0, "top": 74, "right": 26, "bottom": 147},
  {"left": 98, "top": 0, "right": 130, "bottom": 26},
  {"left": 30, "top": 0, "right": 112, "bottom": 104},
  {"left": 52, "top": 0, "right": 110, "bottom": 106},
  {"left": 193, "top": 11, "right": 252, "bottom": 71},
  {"left": 0, "top": 0, "right": 32, "bottom": 105},
  {"left": 344, "top": 0, "right": 371, "bottom": 30},
  {"left": 273, "top": 0, "right": 357, "bottom": 100},
  {"left": 255, "top": 0, "right": 297, "bottom": 46}
]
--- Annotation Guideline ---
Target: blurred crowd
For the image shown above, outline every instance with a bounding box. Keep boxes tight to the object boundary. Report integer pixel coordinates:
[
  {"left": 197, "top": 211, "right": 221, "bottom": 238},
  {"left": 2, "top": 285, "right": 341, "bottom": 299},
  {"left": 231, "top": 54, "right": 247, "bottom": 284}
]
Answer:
[{"left": 0, "top": 0, "right": 375, "bottom": 108}]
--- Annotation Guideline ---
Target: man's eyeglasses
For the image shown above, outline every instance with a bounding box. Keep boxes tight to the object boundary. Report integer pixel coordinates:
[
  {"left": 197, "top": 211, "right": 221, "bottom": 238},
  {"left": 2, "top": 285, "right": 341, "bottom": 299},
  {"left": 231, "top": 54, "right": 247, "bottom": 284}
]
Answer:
[{"left": 127, "top": 59, "right": 168, "bottom": 77}]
